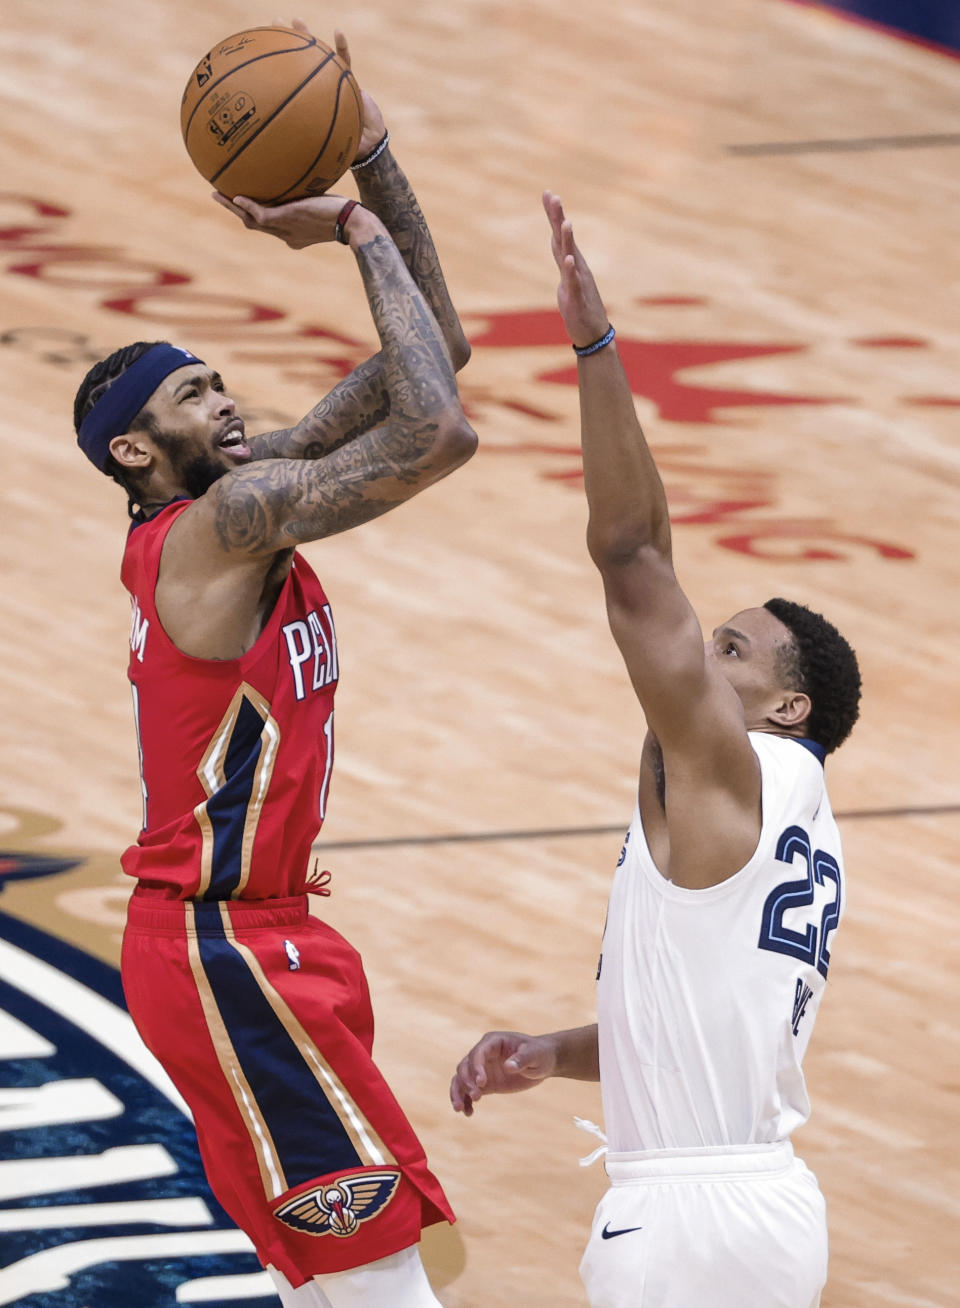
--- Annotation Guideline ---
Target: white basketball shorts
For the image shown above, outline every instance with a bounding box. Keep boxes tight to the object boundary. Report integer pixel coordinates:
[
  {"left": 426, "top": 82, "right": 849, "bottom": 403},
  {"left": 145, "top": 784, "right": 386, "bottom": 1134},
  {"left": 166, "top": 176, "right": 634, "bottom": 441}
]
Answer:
[{"left": 580, "top": 1142, "right": 827, "bottom": 1308}]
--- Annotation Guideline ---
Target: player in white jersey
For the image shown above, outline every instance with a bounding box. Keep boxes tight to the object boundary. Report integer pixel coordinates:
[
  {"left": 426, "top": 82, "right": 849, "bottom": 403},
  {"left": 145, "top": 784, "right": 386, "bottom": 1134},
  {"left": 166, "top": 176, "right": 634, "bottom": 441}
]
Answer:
[{"left": 450, "top": 194, "right": 862, "bottom": 1308}]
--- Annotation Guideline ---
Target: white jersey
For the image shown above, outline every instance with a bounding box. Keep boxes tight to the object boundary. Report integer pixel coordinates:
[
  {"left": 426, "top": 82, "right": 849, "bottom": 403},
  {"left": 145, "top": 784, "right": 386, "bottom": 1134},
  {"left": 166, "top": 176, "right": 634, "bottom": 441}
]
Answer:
[{"left": 597, "top": 732, "right": 845, "bottom": 1153}]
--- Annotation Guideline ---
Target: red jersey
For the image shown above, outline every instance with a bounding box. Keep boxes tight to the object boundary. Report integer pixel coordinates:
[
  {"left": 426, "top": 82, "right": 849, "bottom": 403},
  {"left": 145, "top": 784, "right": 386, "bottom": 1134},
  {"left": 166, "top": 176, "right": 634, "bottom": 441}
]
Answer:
[{"left": 120, "top": 501, "right": 338, "bottom": 900}]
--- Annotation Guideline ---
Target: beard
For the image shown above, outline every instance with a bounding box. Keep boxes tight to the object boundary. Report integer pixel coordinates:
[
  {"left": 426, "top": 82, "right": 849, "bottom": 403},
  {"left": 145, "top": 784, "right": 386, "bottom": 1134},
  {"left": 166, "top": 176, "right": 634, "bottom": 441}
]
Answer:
[{"left": 149, "top": 427, "right": 229, "bottom": 500}]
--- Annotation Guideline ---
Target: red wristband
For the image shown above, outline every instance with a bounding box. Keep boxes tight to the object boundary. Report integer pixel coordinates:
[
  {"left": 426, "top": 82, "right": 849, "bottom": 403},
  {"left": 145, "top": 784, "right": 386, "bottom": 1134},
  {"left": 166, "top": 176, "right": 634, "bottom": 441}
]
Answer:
[{"left": 335, "top": 200, "right": 360, "bottom": 244}]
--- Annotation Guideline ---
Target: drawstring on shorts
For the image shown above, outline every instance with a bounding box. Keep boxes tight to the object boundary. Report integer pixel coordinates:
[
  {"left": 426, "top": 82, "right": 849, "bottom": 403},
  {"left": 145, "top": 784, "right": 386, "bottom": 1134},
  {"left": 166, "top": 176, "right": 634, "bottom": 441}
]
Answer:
[
  {"left": 306, "top": 860, "right": 332, "bottom": 896},
  {"left": 575, "top": 1116, "right": 609, "bottom": 1167}
]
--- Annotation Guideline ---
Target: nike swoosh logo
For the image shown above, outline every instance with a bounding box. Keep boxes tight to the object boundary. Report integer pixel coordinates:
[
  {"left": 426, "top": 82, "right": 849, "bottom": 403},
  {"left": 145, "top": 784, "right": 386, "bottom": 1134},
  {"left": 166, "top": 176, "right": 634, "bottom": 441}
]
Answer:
[{"left": 601, "top": 1221, "right": 643, "bottom": 1240}]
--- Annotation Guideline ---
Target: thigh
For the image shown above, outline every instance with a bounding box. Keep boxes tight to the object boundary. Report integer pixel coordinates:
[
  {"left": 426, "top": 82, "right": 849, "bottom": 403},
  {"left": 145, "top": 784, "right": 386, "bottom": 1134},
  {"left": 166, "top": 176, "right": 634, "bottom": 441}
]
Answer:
[
  {"left": 579, "top": 1183, "right": 653, "bottom": 1307},
  {"left": 581, "top": 1165, "right": 827, "bottom": 1308},
  {"left": 267, "top": 1247, "right": 441, "bottom": 1308},
  {"left": 122, "top": 912, "right": 454, "bottom": 1283}
]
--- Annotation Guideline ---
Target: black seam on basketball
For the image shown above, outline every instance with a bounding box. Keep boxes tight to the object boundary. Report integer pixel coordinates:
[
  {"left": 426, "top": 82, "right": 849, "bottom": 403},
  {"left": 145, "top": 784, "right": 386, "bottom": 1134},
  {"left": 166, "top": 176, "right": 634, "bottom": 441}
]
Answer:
[
  {"left": 208, "top": 52, "right": 341, "bottom": 188},
  {"left": 185, "top": 30, "right": 323, "bottom": 134},
  {"left": 346, "top": 70, "right": 364, "bottom": 128},
  {"left": 182, "top": 35, "right": 324, "bottom": 142},
  {"left": 269, "top": 70, "right": 359, "bottom": 202}
]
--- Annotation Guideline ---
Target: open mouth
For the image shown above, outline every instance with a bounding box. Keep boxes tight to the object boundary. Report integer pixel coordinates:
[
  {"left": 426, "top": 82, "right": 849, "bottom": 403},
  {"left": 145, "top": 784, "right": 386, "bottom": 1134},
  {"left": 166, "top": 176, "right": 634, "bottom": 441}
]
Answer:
[{"left": 216, "top": 420, "right": 250, "bottom": 459}]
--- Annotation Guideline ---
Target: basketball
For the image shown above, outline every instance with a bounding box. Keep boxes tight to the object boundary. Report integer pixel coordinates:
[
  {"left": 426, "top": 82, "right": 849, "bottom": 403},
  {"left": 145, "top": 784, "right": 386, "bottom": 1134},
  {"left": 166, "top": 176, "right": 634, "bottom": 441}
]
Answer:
[{"left": 180, "top": 26, "right": 363, "bottom": 204}]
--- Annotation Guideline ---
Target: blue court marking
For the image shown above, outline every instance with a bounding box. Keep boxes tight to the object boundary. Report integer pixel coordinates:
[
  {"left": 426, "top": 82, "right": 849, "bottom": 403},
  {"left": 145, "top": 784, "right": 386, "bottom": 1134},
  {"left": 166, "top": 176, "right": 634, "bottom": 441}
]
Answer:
[
  {"left": 0, "top": 907, "right": 279, "bottom": 1308},
  {"left": 792, "top": 0, "right": 960, "bottom": 56}
]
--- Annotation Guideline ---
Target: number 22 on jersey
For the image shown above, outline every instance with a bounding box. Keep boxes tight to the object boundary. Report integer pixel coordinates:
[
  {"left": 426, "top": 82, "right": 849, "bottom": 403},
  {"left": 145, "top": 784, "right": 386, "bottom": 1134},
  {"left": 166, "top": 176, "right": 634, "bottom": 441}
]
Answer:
[{"left": 757, "top": 825, "right": 842, "bottom": 979}]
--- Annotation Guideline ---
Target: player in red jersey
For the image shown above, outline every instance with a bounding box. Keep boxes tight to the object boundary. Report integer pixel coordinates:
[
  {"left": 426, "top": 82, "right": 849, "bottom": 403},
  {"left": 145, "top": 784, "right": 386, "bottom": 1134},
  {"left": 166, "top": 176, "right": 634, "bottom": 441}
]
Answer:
[{"left": 72, "top": 34, "right": 476, "bottom": 1308}]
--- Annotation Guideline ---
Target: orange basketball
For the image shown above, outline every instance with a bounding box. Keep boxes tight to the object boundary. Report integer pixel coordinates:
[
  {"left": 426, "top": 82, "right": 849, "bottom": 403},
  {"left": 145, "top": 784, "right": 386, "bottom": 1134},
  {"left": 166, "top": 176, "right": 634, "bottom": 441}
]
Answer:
[{"left": 180, "top": 26, "right": 363, "bottom": 204}]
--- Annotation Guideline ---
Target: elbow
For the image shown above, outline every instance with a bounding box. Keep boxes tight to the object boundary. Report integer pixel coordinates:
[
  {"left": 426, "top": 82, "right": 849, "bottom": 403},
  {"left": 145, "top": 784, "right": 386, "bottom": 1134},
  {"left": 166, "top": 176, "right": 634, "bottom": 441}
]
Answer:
[
  {"left": 585, "top": 525, "right": 668, "bottom": 574},
  {"left": 586, "top": 524, "right": 645, "bottom": 570},
  {"left": 450, "top": 336, "right": 472, "bottom": 373},
  {"left": 433, "top": 409, "right": 478, "bottom": 471}
]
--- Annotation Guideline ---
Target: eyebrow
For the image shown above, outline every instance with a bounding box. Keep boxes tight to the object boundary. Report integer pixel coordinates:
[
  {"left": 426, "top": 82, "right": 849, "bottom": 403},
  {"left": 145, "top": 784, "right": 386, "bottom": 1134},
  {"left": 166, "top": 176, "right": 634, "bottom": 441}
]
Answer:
[
  {"left": 714, "top": 625, "right": 751, "bottom": 645},
  {"left": 173, "top": 371, "right": 223, "bottom": 396}
]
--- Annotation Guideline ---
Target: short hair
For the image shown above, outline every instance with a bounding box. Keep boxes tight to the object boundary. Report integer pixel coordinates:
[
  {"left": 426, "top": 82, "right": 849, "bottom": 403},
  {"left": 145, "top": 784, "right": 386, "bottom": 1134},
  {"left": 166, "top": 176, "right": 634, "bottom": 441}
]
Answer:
[
  {"left": 73, "top": 341, "right": 168, "bottom": 502},
  {"left": 764, "top": 597, "right": 861, "bottom": 754}
]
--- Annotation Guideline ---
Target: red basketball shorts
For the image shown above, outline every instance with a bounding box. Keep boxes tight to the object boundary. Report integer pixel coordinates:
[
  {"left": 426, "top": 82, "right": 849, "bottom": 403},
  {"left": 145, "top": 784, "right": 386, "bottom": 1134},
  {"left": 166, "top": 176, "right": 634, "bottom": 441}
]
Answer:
[{"left": 121, "top": 889, "right": 454, "bottom": 1287}]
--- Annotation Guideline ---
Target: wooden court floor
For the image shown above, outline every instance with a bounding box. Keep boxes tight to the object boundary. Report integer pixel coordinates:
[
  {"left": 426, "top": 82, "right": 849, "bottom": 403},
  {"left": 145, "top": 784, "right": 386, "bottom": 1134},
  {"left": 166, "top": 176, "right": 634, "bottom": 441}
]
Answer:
[{"left": 1, "top": 0, "right": 958, "bottom": 1304}]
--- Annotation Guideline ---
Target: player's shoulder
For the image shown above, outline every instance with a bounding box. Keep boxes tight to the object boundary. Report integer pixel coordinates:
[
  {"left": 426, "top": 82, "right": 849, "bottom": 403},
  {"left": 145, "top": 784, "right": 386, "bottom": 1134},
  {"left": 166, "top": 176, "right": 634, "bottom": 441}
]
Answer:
[
  {"left": 748, "top": 731, "right": 827, "bottom": 783},
  {"left": 129, "top": 498, "right": 194, "bottom": 536},
  {"left": 748, "top": 731, "right": 825, "bottom": 766},
  {"left": 122, "top": 498, "right": 192, "bottom": 574},
  {"left": 749, "top": 732, "right": 828, "bottom": 824}
]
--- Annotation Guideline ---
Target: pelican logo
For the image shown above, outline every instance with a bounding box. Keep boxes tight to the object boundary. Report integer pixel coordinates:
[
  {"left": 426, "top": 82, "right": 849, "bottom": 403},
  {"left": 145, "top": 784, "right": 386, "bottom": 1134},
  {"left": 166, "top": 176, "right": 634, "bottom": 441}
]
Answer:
[{"left": 273, "top": 1169, "right": 400, "bottom": 1238}]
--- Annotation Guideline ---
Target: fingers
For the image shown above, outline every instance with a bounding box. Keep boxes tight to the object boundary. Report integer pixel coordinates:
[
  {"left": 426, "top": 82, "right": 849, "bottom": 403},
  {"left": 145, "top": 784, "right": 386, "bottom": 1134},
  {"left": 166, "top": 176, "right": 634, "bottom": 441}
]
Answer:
[
  {"left": 560, "top": 217, "right": 575, "bottom": 258},
  {"left": 449, "top": 1071, "right": 474, "bottom": 1116},
  {"left": 334, "top": 28, "right": 351, "bottom": 67},
  {"left": 542, "top": 188, "right": 564, "bottom": 227},
  {"left": 471, "top": 1041, "right": 492, "bottom": 1089},
  {"left": 213, "top": 192, "right": 354, "bottom": 249},
  {"left": 504, "top": 1039, "right": 545, "bottom": 1079},
  {"left": 273, "top": 17, "right": 311, "bottom": 36},
  {"left": 544, "top": 190, "right": 575, "bottom": 276},
  {"left": 559, "top": 251, "right": 581, "bottom": 301},
  {"left": 450, "top": 1058, "right": 480, "bottom": 1116},
  {"left": 212, "top": 192, "right": 274, "bottom": 231},
  {"left": 231, "top": 195, "right": 269, "bottom": 222},
  {"left": 450, "top": 1032, "right": 508, "bottom": 1115},
  {"left": 212, "top": 192, "right": 258, "bottom": 225}
]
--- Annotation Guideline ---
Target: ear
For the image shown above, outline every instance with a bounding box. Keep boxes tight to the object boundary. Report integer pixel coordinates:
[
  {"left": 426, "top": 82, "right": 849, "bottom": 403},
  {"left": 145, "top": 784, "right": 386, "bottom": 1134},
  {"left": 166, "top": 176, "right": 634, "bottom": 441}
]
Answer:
[
  {"left": 108, "top": 431, "right": 155, "bottom": 470},
  {"left": 767, "top": 690, "right": 812, "bottom": 732}
]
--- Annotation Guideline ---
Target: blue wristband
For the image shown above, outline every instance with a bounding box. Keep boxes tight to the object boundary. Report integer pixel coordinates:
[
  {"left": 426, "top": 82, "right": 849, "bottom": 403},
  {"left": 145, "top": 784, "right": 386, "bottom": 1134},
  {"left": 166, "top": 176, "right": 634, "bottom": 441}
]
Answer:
[{"left": 573, "top": 325, "right": 616, "bottom": 357}]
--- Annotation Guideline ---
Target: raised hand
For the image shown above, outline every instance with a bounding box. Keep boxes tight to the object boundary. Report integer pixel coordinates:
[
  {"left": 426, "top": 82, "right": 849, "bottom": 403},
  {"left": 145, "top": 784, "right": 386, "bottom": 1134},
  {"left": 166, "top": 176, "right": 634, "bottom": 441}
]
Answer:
[
  {"left": 212, "top": 191, "right": 355, "bottom": 248},
  {"left": 269, "top": 20, "right": 382, "bottom": 161},
  {"left": 450, "top": 1030, "right": 558, "bottom": 1117},
  {"left": 332, "top": 28, "right": 386, "bottom": 160},
  {"left": 542, "top": 190, "right": 610, "bottom": 350}
]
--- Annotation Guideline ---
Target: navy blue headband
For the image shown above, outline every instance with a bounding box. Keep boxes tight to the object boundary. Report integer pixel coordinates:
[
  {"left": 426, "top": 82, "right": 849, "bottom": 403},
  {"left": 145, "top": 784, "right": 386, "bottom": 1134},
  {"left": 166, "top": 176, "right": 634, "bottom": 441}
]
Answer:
[{"left": 77, "top": 344, "right": 205, "bottom": 472}]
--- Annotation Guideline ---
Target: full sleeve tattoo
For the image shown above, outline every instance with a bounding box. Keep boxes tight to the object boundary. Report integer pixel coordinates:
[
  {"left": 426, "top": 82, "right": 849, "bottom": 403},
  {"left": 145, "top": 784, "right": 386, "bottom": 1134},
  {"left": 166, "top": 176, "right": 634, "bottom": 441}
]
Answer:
[
  {"left": 250, "top": 146, "right": 470, "bottom": 464},
  {"left": 213, "top": 229, "right": 472, "bottom": 552},
  {"left": 355, "top": 146, "right": 471, "bottom": 371}
]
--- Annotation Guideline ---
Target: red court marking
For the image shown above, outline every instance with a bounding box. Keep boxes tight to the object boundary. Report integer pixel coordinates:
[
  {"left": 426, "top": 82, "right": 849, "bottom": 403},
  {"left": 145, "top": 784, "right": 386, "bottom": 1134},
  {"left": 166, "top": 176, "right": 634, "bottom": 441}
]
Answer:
[{"left": 467, "top": 310, "right": 848, "bottom": 424}]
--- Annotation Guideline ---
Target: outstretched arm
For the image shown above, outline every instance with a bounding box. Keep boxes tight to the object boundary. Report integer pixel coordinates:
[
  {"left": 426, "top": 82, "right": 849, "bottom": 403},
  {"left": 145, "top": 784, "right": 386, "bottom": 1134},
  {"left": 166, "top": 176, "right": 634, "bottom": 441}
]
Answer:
[
  {"left": 543, "top": 192, "right": 711, "bottom": 731},
  {"left": 450, "top": 1025, "right": 599, "bottom": 1118},
  {"left": 337, "top": 30, "right": 471, "bottom": 372},
  {"left": 543, "top": 192, "right": 760, "bottom": 885}
]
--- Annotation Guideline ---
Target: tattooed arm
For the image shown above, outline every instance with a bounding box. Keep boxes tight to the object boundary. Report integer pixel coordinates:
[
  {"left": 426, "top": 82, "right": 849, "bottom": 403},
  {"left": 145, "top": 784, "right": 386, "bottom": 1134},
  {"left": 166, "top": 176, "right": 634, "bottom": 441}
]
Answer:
[
  {"left": 217, "top": 31, "right": 469, "bottom": 464},
  {"left": 180, "top": 204, "right": 475, "bottom": 562},
  {"left": 243, "top": 118, "right": 470, "bottom": 465},
  {"left": 156, "top": 200, "right": 474, "bottom": 660},
  {"left": 228, "top": 149, "right": 469, "bottom": 464},
  {"left": 353, "top": 153, "right": 470, "bottom": 376},
  {"left": 249, "top": 352, "right": 392, "bottom": 463},
  {"left": 354, "top": 145, "right": 469, "bottom": 369},
  {"left": 341, "top": 29, "right": 470, "bottom": 372}
]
